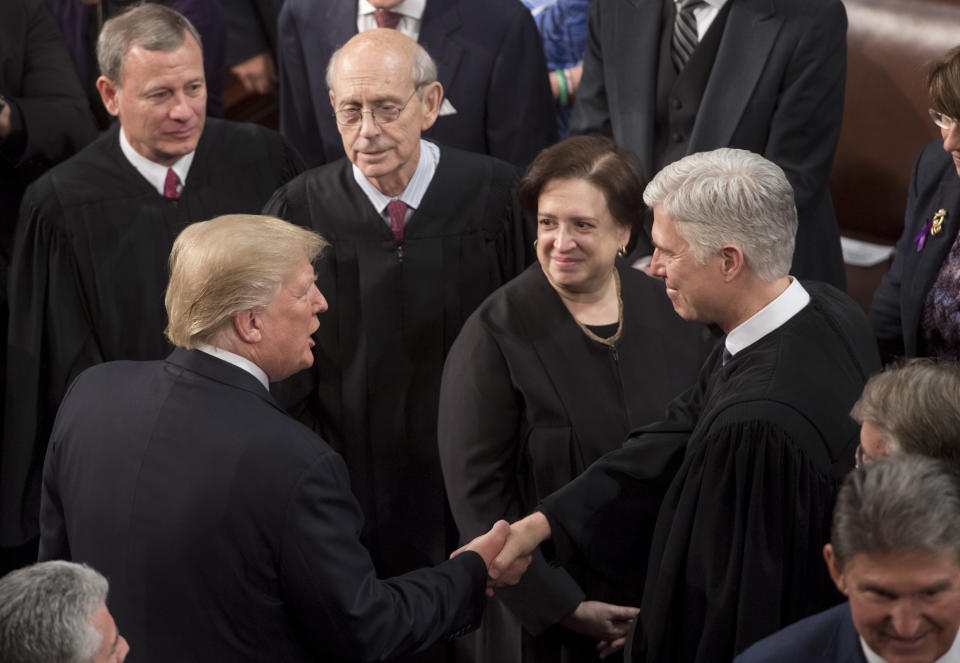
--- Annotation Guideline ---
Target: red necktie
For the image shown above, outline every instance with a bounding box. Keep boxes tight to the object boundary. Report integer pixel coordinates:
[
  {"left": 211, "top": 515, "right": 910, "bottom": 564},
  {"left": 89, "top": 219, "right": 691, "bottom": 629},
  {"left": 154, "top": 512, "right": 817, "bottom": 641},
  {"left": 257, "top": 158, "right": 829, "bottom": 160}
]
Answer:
[
  {"left": 164, "top": 168, "right": 181, "bottom": 200},
  {"left": 387, "top": 200, "right": 407, "bottom": 244},
  {"left": 374, "top": 8, "right": 403, "bottom": 29}
]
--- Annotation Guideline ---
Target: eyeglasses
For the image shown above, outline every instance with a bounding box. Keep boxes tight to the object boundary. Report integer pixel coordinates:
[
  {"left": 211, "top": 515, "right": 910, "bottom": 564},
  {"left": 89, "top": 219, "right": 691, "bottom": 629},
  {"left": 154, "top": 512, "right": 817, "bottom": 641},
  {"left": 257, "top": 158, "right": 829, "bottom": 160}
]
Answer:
[
  {"left": 334, "top": 89, "right": 420, "bottom": 127},
  {"left": 929, "top": 108, "right": 958, "bottom": 131},
  {"left": 854, "top": 443, "right": 875, "bottom": 469}
]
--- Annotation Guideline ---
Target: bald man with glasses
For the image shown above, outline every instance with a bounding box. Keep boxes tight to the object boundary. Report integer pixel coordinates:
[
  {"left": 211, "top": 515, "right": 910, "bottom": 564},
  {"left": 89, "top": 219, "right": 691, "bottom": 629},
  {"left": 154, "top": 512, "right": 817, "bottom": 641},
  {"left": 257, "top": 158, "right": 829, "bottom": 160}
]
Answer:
[{"left": 264, "top": 29, "right": 534, "bottom": 603}]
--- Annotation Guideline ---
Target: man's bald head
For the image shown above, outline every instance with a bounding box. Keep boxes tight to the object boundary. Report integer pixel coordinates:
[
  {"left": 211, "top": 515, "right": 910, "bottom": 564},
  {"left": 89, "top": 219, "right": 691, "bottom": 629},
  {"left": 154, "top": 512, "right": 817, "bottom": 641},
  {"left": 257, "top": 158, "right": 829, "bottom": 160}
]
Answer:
[
  {"left": 325, "top": 29, "right": 437, "bottom": 92},
  {"left": 325, "top": 29, "right": 443, "bottom": 197}
]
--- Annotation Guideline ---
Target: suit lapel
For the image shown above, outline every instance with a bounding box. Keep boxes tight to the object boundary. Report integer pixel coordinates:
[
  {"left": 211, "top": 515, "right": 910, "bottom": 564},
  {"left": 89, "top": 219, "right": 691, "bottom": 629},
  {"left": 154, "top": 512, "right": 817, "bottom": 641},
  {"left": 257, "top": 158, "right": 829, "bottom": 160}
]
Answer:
[
  {"left": 690, "top": 0, "right": 782, "bottom": 150},
  {"left": 322, "top": 1, "right": 356, "bottom": 52},
  {"left": 418, "top": 0, "right": 464, "bottom": 106},
  {"left": 614, "top": 0, "right": 662, "bottom": 172}
]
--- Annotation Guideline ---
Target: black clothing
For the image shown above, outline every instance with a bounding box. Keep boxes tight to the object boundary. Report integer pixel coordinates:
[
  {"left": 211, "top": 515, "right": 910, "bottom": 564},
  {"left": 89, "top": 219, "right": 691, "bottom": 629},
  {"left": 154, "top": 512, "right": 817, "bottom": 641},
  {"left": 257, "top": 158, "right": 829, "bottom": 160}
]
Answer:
[
  {"left": 39, "top": 348, "right": 486, "bottom": 662},
  {"left": 1, "top": 118, "right": 303, "bottom": 546},
  {"left": 541, "top": 282, "right": 881, "bottom": 663},
  {"left": 264, "top": 147, "right": 534, "bottom": 579},
  {"left": 439, "top": 263, "right": 715, "bottom": 663}
]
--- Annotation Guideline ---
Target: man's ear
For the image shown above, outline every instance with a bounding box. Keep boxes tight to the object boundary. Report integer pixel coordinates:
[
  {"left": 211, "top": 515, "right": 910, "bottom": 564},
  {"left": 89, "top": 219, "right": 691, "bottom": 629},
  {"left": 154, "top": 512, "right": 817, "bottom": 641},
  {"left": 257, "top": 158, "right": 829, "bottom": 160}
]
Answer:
[
  {"left": 96, "top": 76, "right": 122, "bottom": 117},
  {"left": 718, "top": 244, "right": 744, "bottom": 282},
  {"left": 419, "top": 81, "right": 443, "bottom": 131},
  {"left": 232, "top": 309, "right": 263, "bottom": 344},
  {"left": 823, "top": 544, "right": 848, "bottom": 596},
  {"left": 329, "top": 89, "right": 336, "bottom": 112}
]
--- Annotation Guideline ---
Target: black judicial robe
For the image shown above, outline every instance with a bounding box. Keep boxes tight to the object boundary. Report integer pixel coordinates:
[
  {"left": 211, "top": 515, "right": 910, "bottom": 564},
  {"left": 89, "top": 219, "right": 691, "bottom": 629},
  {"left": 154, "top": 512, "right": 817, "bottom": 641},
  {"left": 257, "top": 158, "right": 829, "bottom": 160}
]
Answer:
[
  {"left": 540, "top": 282, "right": 881, "bottom": 663},
  {"left": 438, "top": 263, "right": 716, "bottom": 663},
  {"left": 263, "top": 146, "right": 534, "bottom": 579},
  {"left": 1, "top": 118, "right": 303, "bottom": 546}
]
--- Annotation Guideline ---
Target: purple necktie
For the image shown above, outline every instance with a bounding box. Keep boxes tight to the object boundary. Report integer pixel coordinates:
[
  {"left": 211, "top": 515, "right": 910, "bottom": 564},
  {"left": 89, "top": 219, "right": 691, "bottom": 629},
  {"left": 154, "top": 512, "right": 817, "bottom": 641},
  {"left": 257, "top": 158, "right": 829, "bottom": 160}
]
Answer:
[
  {"left": 374, "top": 8, "right": 403, "bottom": 29},
  {"left": 387, "top": 199, "right": 407, "bottom": 244},
  {"left": 164, "top": 169, "right": 182, "bottom": 200}
]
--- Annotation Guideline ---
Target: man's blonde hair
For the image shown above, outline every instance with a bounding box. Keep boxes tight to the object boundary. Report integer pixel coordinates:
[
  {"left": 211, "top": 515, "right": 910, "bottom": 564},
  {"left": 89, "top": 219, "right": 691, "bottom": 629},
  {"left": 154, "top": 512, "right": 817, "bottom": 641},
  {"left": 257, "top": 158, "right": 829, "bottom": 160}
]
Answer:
[{"left": 165, "top": 214, "right": 327, "bottom": 348}]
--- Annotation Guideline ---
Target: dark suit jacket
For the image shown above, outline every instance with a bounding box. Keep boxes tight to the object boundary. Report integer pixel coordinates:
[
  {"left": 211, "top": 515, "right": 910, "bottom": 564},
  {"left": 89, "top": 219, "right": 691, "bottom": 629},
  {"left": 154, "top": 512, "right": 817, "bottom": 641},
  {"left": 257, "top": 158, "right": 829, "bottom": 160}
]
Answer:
[
  {"left": 38, "top": 349, "right": 485, "bottom": 662},
  {"left": 734, "top": 604, "right": 866, "bottom": 663},
  {"left": 570, "top": 0, "right": 847, "bottom": 287},
  {"left": 275, "top": 0, "right": 556, "bottom": 168},
  {"left": 869, "top": 139, "right": 960, "bottom": 363}
]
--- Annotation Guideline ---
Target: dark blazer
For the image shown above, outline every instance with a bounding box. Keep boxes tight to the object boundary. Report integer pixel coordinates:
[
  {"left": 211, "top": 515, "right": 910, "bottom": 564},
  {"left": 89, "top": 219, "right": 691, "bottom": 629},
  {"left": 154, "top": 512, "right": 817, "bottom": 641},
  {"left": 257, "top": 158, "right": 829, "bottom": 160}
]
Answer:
[
  {"left": 275, "top": 0, "right": 556, "bottom": 168},
  {"left": 869, "top": 139, "right": 960, "bottom": 363},
  {"left": 734, "top": 604, "right": 866, "bottom": 663},
  {"left": 38, "top": 349, "right": 485, "bottom": 662},
  {"left": 569, "top": 0, "right": 847, "bottom": 286}
]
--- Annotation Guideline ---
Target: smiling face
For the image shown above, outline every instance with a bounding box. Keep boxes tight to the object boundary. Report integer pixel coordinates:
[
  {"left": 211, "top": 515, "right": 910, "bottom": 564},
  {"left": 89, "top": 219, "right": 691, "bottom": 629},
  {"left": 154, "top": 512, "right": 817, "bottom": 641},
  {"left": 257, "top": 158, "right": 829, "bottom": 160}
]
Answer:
[
  {"left": 97, "top": 32, "right": 206, "bottom": 166},
  {"left": 536, "top": 178, "right": 630, "bottom": 295},
  {"left": 255, "top": 261, "right": 328, "bottom": 382},
  {"left": 828, "top": 549, "right": 960, "bottom": 663},
  {"left": 649, "top": 205, "right": 724, "bottom": 324},
  {"left": 328, "top": 32, "right": 441, "bottom": 196}
]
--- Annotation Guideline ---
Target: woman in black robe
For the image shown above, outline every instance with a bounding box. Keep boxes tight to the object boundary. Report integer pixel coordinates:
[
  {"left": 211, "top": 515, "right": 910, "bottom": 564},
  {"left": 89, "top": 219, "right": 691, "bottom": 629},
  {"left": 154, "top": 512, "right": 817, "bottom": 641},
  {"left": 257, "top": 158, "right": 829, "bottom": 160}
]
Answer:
[{"left": 438, "top": 136, "right": 714, "bottom": 663}]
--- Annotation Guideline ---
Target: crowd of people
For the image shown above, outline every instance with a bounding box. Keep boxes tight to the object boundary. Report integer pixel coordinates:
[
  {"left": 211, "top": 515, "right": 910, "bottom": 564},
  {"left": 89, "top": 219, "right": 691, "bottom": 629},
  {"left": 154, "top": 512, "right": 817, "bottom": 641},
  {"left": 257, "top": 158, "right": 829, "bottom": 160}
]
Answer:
[{"left": 3, "top": 1, "right": 960, "bottom": 662}]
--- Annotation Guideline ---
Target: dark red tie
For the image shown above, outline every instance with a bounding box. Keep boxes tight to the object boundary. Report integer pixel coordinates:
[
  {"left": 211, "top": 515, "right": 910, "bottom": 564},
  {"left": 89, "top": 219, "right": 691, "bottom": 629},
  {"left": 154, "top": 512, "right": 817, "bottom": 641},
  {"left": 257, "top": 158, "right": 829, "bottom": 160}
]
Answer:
[
  {"left": 374, "top": 8, "right": 403, "bottom": 29},
  {"left": 387, "top": 200, "right": 406, "bottom": 244},
  {"left": 164, "top": 168, "right": 181, "bottom": 200}
]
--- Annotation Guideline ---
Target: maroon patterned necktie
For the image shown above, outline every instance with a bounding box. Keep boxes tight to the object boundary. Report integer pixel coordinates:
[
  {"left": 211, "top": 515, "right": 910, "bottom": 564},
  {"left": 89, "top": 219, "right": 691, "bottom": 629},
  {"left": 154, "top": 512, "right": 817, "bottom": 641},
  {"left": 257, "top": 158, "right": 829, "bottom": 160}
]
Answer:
[
  {"left": 387, "top": 199, "right": 407, "bottom": 244},
  {"left": 164, "top": 168, "right": 181, "bottom": 200},
  {"left": 374, "top": 8, "right": 403, "bottom": 29}
]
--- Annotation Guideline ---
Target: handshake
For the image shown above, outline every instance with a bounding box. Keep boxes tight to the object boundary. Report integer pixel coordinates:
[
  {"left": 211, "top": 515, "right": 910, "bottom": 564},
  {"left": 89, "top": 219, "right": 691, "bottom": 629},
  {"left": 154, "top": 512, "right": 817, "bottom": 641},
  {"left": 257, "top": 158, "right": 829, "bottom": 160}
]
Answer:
[
  {"left": 450, "top": 512, "right": 639, "bottom": 658},
  {"left": 450, "top": 511, "right": 553, "bottom": 596}
]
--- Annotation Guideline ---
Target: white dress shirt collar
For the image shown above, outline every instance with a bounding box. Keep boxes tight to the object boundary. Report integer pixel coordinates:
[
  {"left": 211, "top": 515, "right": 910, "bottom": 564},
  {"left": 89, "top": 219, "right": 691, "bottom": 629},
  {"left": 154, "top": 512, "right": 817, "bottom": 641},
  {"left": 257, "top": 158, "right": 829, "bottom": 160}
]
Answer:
[
  {"left": 680, "top": 0, "right": 729, "bottom": 40},
  {"left": 724, "top": 277, "right": 810, "bottom": 357},
  {"left": 196, "top": 343, "right": 270, "bottom": 391},
  {"left": 357, "top": 0, "right": 426, "bottom": 40},
  {"left": 119, "top": 128, "right": 195, "bottom": 197},
  {"left": 352, "top": 139, "right": 439, "bottom": 220}
]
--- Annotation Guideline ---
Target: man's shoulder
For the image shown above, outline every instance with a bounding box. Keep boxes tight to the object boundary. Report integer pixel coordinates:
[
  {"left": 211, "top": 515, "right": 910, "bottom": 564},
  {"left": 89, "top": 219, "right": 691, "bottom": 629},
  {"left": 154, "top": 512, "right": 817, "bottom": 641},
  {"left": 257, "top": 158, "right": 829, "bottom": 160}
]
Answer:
[
  {"left": 435, "top": 144, "right": 520, "bottom": 183},
  {"left": 762, "top": 0, "right": 846, "bottom": 24},
  {"left": 735, "top": 604, "right": 858, "bottom": 663},
  {"left": 25, "top": 130, "right": 127, "bottom": 209},
  {"left": 199, "top": 117, "right": 288, "bottom": 159}
]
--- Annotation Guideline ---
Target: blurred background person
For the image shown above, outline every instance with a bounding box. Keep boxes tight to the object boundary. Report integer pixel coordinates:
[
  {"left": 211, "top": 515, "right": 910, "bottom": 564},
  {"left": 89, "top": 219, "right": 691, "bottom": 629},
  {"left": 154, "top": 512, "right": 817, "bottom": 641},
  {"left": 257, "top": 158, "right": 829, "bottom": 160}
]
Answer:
[
  {"left": 439, "top": 135, "right": 714, "bottom": 663},
  {"left": 0, "top": 560, "right": 129, "bottom": 663},
  {"left": 871, "top": 45, "right": 960, "bottom": 365},
  {"left": 736, "top": 455, "right": 960, "bottom": 663},
  {"left": 222, "top": 0, "right": 281, "bottom": 95},
  {"left": 850, "top": 358, "right": 960, "bottom": 467}
]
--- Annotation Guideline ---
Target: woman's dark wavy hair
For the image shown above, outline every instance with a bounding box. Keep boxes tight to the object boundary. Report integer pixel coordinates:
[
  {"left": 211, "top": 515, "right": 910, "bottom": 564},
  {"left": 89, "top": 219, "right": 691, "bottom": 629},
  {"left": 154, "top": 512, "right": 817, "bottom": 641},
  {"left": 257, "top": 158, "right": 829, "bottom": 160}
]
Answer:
[{"left": 518, "top": 135, "right": 646, "bottom": 251}]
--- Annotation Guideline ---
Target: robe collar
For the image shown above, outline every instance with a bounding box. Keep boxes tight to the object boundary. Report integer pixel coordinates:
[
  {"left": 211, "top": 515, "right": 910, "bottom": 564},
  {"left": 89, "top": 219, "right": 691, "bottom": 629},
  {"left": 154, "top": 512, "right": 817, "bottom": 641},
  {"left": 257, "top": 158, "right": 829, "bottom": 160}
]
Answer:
[
  {"left": 724, "top": 277, "right": 809, "bottom": 357},
  {"left": 118, "top": 128, "right": 195, "bottom": 197}
]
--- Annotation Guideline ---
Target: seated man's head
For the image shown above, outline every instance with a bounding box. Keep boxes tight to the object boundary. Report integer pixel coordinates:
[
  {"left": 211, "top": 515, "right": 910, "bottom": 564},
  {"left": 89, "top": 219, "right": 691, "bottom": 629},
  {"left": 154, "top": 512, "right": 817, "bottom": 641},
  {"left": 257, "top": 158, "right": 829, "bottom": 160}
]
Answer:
[
  {"left": 644, "top": 148, "right": 797, "bottom": 331},
  {"left": 326, "top": 29, "right": 443, "bottom": 196},
  {"left": 165, "top": 214, "right": 328, "bottom": 382},
  {"left": 0, "top": 561, "right": 128, "bottom": 663},
  {"left": 850, "top": 359, "right": 960, "bottom": 467},
  {"left": 96, "top": 4, "right": 206, "bottom": 166},
  {"left": 825, "top": 455, "right": 960, "bottom": 663}
]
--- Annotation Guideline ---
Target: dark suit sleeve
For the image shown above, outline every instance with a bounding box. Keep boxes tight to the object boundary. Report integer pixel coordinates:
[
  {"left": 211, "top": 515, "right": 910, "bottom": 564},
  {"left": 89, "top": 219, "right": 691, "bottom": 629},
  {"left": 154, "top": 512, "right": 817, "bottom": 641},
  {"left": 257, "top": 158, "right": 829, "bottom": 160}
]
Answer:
[
  {"left": 869, "top": 149, "right": 924, "bottom": 363},
  {"left": 222, "top": 0, "right": 276, "bottom": 66},
  {"left": 483, "top": 8, "right": 557, "bottom": 166},
  {"left": 567, "top": 0, "right": 612, "bottom": 139},
  {"left": 0, "top": 0, "right": 96, "bottom": 169},
  {"left": 280, "top": 450, "right": 485, "bottom": 661},
  {"left": 761, "top": 2, "right": 846, "bottom": 233},
  {"left": 438, "top": 316, "right": 585, "bottom": 634},
  {"left": 276, "top": 3, "right": 331, "bottom": 168}
]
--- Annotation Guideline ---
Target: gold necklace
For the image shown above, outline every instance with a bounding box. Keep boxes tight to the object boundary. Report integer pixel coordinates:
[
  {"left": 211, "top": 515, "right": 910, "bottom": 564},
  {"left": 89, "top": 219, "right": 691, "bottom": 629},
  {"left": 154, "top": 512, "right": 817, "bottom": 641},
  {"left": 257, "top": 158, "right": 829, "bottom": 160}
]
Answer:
[{"left": 573, "top": 269, "right": 623, "bottom": 346}]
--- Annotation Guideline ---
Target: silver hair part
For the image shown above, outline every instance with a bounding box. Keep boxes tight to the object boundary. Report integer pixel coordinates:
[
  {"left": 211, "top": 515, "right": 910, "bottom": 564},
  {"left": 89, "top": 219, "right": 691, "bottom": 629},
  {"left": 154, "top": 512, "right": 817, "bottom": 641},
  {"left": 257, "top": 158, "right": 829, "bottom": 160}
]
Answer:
[
  {"left": 643, "top": 148, "right": 798, "bottom": 282},
  {"left": 325, "top": 37, "right": 438, "bottom": 97},
  {"left": 97, "top": 3, "right": 203, "bottom": 85},
  {"left": 0, "top": 561, "right": 109, "bottom": 663},
  {"left": 831, "top": 455, "right": 960, "bottom": 568}
]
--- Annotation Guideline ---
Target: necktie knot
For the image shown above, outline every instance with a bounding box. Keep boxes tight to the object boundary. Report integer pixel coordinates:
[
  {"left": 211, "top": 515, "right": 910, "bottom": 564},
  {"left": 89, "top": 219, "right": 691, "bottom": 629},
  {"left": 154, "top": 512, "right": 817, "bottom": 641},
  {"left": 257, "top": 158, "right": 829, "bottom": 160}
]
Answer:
[
  {"left": 164, "top": 168, "right": 181, "bottom": 200},
  {"left": 386, "top": 199, "right": 407, "bottom": 244},
  {"left": 374, "top": 8, "right": 403, "bottom": 29}
]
